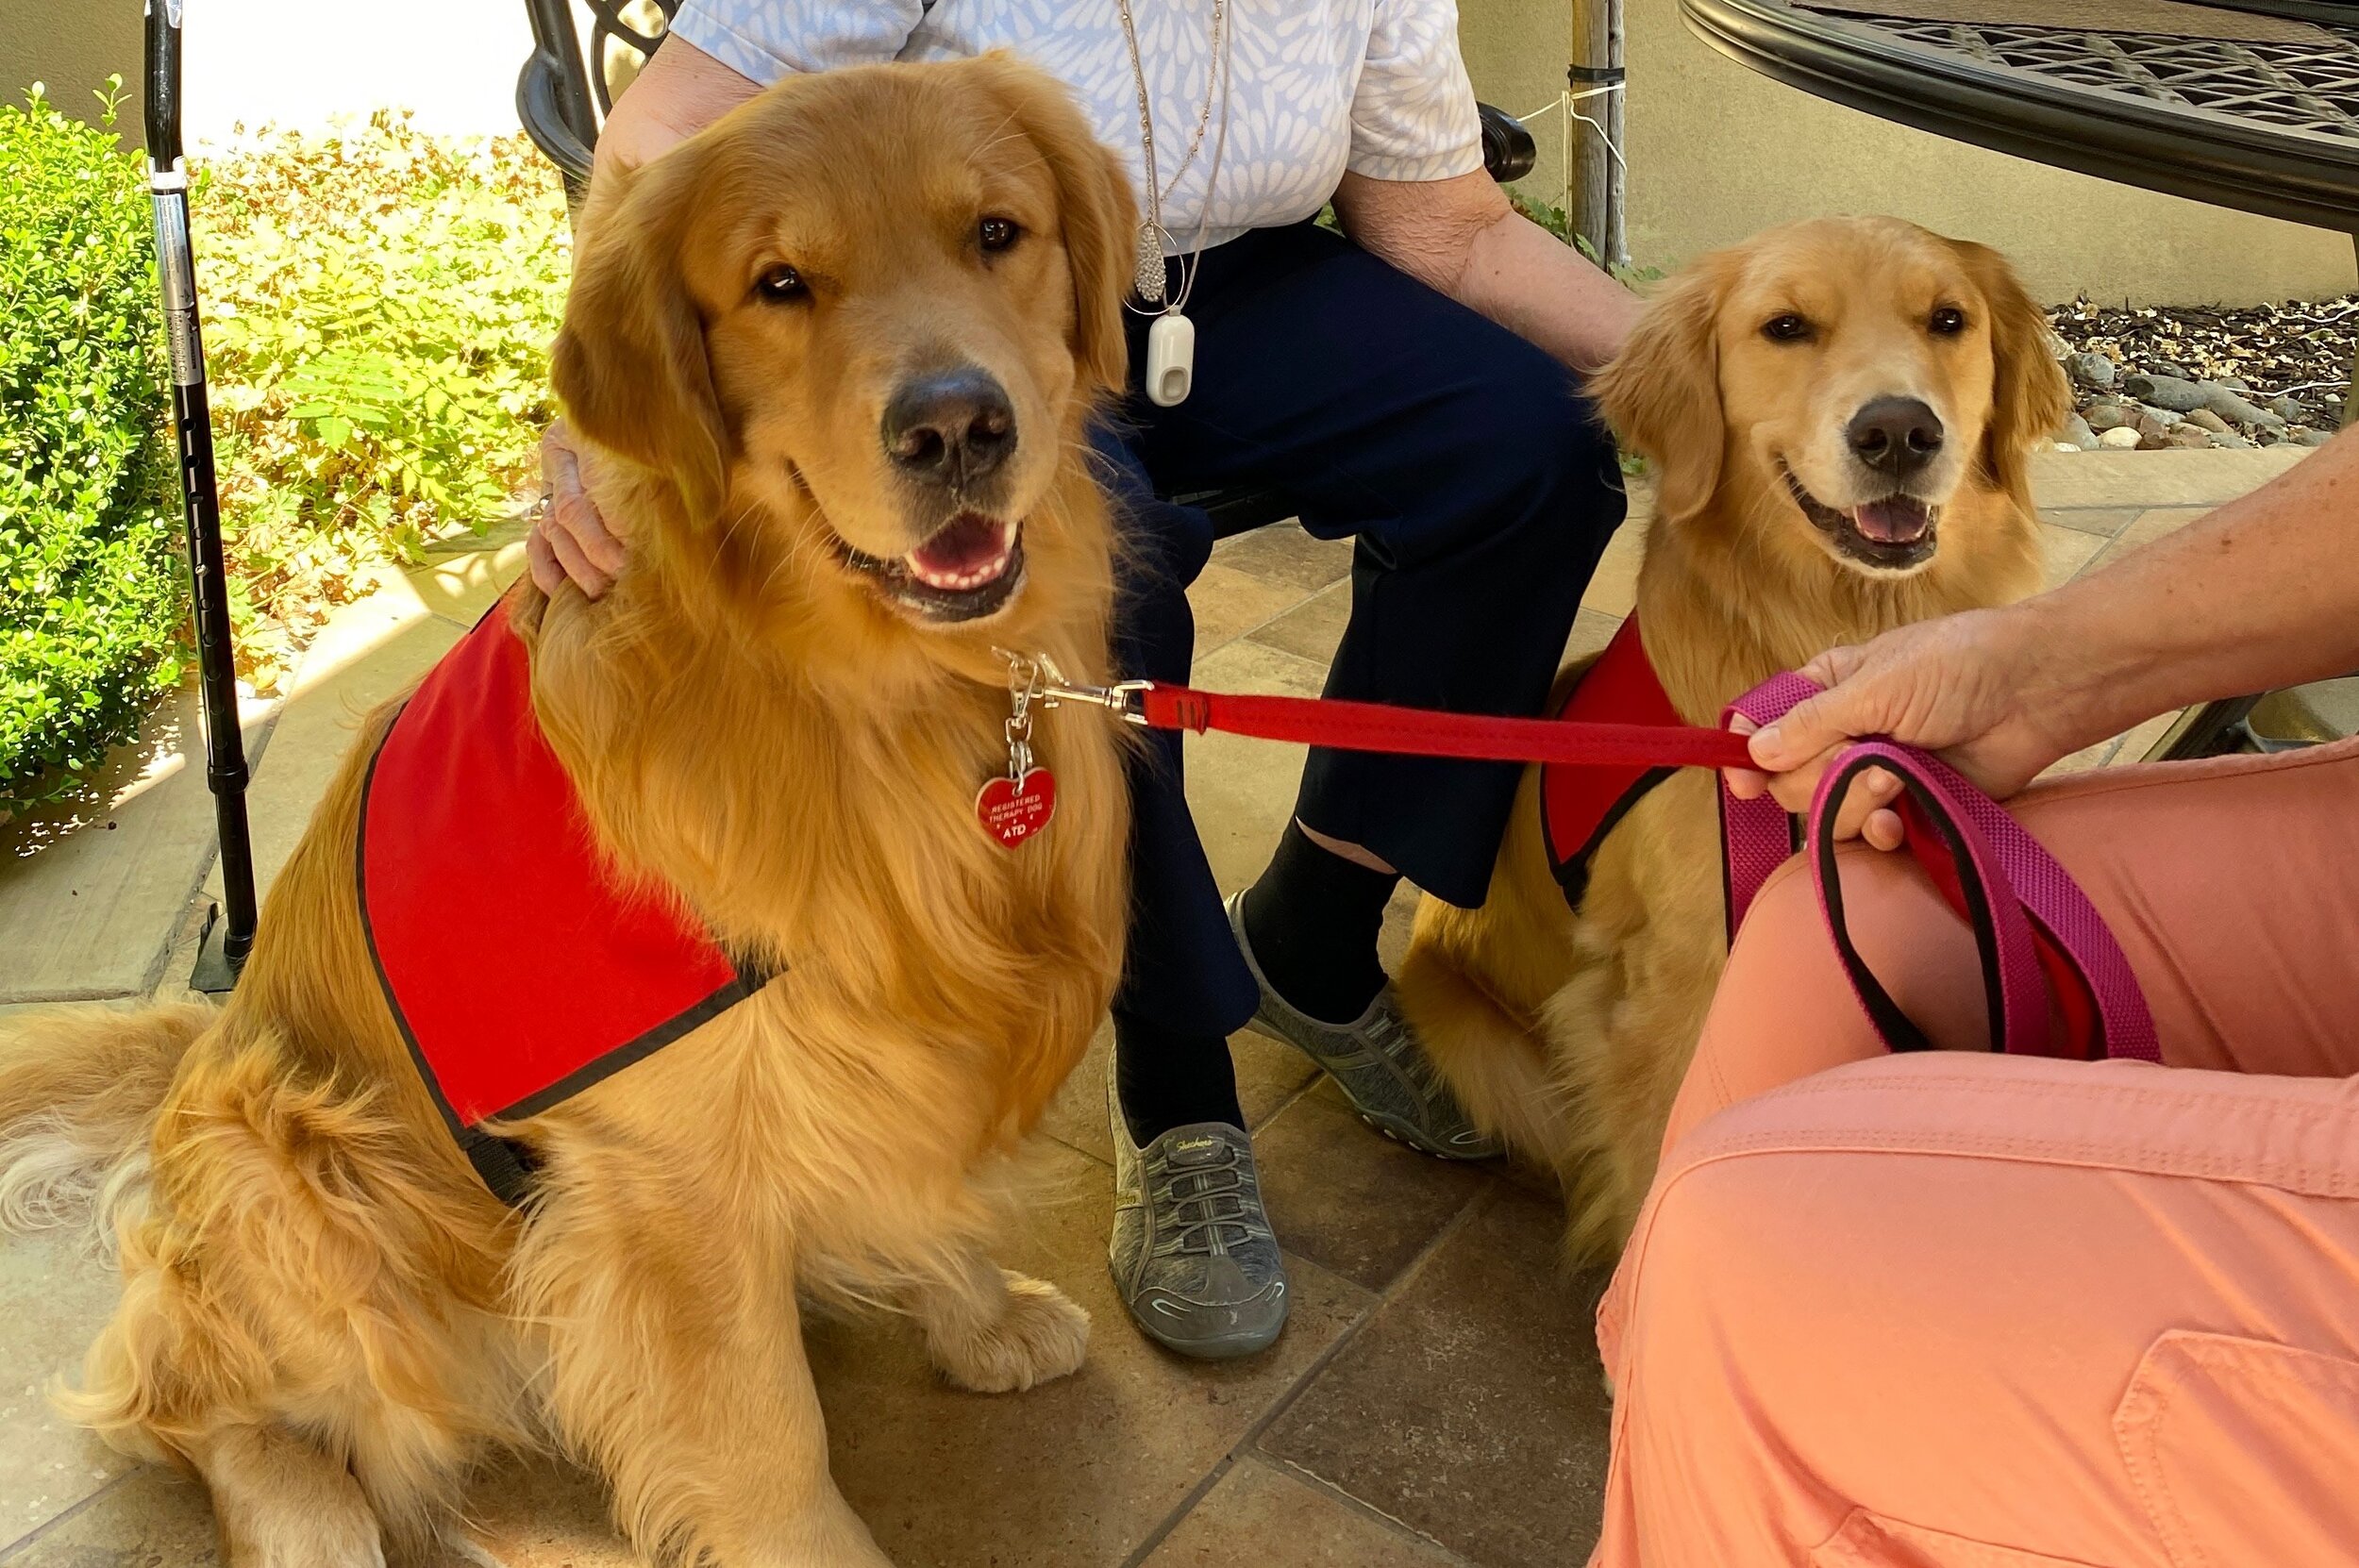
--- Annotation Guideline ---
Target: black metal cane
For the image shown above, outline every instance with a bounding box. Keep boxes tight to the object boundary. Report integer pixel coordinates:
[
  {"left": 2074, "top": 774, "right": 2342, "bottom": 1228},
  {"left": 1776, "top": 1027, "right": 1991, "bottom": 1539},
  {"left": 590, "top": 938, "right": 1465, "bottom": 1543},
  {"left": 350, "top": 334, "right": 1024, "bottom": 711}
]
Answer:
[{"left": 145, "top": 0, "right": 257, "bottom": 992}]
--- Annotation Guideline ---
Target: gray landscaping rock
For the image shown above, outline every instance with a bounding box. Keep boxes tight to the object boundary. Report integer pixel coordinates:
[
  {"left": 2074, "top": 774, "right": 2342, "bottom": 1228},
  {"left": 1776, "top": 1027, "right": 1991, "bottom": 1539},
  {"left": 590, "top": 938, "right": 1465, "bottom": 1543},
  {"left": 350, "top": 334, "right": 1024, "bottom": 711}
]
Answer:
[
  {"left": 2083, "top": 398, "right": 2128, "bottom": 432},
  {"left": 2098, "top": 425, "right": 2143, "bottom": 450},
  {"left": 2269, "top": 394, "right": 2310, "bottom": 424},
  {"left": 2181, "top": 408, "right": 2233, "bottom": 435},
  {"left": 2064, "top": 350, "right": 2116, "bottom": 391},
  {"left": 2291, "top": 425, "right": 2334, "bottom": 447},
  {"left": 2123, "top": 373, "right": 2209, "bottom": 412},
  {"left": 2210, "top": 428, "right": 2253, "bottom": 448},
  {"left": 2059, "top": 411, "right": 2100, "bottom": 450},
  {"left": 2201, "top": 384, "right": 2286, "bottom": 431},
  {"left": 2217, "top": 375, "right": 2250, "bottom": 393}
]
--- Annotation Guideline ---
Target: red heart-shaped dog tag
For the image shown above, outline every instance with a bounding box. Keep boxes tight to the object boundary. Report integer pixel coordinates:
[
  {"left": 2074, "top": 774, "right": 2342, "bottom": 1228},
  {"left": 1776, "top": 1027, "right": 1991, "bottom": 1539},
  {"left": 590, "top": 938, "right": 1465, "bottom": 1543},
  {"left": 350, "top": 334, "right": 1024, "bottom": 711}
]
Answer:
[{"left": 975, "top": 768, "right": 1056, "bottom": 848}]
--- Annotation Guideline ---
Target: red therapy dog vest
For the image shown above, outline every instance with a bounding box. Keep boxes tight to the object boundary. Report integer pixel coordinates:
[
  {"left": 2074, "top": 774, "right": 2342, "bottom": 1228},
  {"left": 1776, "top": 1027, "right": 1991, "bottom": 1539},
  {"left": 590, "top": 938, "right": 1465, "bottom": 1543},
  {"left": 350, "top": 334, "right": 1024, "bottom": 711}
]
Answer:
[
  {"left": 1540, "top": 616, "right": 1688, "bottom": 909},
  {"left": 358, "top": 598, "right": 761, "bottom": 1201}
]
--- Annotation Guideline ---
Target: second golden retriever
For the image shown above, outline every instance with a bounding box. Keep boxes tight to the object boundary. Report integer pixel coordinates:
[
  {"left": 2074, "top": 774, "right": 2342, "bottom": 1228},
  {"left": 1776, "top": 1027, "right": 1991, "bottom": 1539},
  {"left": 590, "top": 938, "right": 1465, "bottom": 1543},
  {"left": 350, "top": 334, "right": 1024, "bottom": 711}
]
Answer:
[
  {"left": 1399, "top": 217, "right": 2070, "bottom": 1258},
  {"left": 0, "top": 58, "right": 1135, "bottom": 1568}
]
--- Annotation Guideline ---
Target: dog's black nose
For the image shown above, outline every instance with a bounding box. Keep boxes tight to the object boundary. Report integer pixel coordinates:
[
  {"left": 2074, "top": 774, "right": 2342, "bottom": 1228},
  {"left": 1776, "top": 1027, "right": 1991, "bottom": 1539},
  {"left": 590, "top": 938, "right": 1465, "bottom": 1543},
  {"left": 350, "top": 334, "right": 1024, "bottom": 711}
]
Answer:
[
  {"left": 882, "top": 368, "right": 1015, "bottom": 488},
  {"left": 1847, "top": 397, "right": 1944, "bottom": 478}
]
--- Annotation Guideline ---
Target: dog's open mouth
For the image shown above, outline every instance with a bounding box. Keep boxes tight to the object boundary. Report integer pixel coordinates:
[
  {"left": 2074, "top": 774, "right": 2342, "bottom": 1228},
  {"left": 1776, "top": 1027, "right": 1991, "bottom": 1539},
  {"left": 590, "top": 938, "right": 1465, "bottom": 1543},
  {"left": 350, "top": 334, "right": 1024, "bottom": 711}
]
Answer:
[
  {"left": 833, "top": 511, "right": 1026, "bottom": 623},
  {"left": 1782, "top": 467, "right": 1940, "bottom": 572}
]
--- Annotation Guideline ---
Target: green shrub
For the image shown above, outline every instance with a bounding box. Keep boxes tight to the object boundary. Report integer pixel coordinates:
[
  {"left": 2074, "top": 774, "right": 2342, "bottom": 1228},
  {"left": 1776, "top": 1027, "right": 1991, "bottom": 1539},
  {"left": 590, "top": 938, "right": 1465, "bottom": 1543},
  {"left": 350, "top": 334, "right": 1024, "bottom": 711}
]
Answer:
[
  {"left": 0, "top": 81, "right": 183, "bottom": 812},
  {"left": 199, "top": 116, "right": 570, "bottom": 688}
]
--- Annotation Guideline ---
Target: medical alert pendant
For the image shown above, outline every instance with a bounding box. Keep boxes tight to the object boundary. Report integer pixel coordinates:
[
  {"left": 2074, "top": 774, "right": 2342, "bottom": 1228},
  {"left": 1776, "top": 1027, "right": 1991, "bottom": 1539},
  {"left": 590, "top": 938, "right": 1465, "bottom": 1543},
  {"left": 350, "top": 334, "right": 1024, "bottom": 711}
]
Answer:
[
  {"left": 1133, "top": 223, "right": 1166, "bottom": 305},
  {"left": 1146, "top": 311, "right": 1195, "bottom": 408},
  {"left": 979, "top": 658, "right": 1056, "bottom": 848}
]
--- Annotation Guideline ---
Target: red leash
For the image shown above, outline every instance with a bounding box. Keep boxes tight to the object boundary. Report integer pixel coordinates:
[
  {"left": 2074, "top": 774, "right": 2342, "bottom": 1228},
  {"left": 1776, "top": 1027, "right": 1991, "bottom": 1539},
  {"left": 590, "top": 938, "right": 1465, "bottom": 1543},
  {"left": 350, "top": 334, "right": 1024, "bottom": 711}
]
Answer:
[
  {"left": 1134, "top": 682, "right": 1755, "bottom": 771},
  {"left": 1022, "top": 656, "right": 2157, "bottom": 1063}
]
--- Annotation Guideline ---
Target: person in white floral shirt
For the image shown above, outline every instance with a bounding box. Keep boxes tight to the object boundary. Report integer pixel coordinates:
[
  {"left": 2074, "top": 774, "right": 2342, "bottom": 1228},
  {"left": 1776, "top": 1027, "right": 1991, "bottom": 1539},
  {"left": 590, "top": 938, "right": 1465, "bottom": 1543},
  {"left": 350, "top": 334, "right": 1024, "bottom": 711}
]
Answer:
[{"left": 534, "top": 0, "right": 1641, "bottom": 1362}]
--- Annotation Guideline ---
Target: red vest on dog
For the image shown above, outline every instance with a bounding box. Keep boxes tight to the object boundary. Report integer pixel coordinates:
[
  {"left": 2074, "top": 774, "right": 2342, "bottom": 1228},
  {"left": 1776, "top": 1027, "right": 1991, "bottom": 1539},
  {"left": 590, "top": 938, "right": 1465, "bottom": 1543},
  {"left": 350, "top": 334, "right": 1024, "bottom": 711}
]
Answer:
[
  {"left": 358, "top": 598, "right": 761, "bottom": 1201},
  {"left": 1539, "top": 616, "right": 1688, "bottom": 909}
]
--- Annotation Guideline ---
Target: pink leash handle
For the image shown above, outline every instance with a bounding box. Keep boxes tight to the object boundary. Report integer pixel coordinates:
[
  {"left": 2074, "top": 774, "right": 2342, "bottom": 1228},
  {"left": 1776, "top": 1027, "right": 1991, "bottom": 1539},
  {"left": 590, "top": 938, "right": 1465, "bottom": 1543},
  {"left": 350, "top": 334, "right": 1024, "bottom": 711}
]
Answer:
[{"left": 1720, "top": 678, "right": 2160, "bottom": 1064}]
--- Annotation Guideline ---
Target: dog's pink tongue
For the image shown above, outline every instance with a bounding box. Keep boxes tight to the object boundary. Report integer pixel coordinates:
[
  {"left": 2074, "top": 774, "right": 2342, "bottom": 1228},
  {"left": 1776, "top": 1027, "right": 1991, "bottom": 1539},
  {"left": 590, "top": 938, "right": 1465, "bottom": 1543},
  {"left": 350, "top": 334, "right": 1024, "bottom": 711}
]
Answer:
[
  {"left": 1853, "top": 497, "right": 1932, "bottom": 543},
  {"left": 908, "top": 513, "right": 1010, "bottom": 585}
]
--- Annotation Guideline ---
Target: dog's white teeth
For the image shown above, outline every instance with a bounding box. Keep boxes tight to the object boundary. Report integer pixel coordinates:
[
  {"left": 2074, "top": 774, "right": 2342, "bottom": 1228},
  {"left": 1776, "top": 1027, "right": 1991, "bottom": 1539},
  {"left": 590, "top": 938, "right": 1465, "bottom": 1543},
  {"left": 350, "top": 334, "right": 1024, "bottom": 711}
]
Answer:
[{"left": 903, "top": 519, "right": 1016, "bottom": 592}]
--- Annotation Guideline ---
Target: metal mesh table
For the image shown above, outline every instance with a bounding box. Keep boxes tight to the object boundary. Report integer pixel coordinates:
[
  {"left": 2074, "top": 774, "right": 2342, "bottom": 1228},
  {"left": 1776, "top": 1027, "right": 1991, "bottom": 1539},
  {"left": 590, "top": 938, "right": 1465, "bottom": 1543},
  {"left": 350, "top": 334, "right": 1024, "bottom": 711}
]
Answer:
[{"left": 1680, "top": 2, "right": 2359, "bottom": 234}]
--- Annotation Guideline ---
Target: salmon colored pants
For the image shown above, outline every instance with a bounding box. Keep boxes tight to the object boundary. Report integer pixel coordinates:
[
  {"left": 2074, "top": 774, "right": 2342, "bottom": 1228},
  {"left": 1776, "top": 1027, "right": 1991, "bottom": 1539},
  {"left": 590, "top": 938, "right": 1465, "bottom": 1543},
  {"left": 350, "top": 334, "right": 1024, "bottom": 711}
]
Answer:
[{"left": 1588, "top": 736, "right": 2359, "bottom": 1568}]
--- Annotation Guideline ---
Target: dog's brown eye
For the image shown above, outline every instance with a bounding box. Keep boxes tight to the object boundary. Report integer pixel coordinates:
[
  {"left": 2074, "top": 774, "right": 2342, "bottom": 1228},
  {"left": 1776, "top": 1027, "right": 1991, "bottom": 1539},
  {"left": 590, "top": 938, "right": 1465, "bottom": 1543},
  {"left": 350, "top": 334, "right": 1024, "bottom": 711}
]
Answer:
[
  {"left": 979, "top": 217, "right": 1020, "bottom": 253},
  {"left": 1762, "top": 313, "right": 1812, "bottom": 343},
  {"left": 1929, "top": 306, "right": 1967, "bottom": 336},
  {"left": 755, "top": 264, "right": 807, "bottom": 303}
]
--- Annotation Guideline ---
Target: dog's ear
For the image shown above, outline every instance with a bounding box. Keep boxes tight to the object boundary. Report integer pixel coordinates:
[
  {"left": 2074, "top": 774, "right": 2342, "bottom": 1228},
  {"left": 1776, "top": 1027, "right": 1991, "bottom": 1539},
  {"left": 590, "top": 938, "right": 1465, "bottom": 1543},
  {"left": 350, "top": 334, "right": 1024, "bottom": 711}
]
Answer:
[
  {"left": 550, "top": 147, "right": 729, "bottom": 523},
  {"left": 1954, "top": 239, "right": 2068, "bottom": 501},
  {"left": 975, "top": 54, "right": 1137, "bottom": 398},
  {"left": 1591, "top": 257, "right": 1730, "bottom": 524}
]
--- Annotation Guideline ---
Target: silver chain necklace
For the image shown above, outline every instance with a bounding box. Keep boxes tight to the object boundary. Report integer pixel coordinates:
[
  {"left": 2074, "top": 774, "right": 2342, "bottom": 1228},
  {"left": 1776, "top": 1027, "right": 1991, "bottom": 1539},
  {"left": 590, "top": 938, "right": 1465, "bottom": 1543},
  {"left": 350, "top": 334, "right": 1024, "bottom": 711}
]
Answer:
[{"left": 1113, "top": 0, "right": 1234, "bottom": 405}]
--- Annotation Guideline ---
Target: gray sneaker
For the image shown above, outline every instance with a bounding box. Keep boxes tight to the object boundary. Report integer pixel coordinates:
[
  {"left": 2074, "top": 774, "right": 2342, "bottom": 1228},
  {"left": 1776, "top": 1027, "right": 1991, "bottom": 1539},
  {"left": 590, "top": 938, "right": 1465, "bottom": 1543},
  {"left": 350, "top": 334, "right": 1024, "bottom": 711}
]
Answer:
[
  {"left": 1106, "top": 1076, "right": 1288, "bottom": 1359},
  {"left": 1226, "top": 892, "right": 1502, "bottom": 1160}
]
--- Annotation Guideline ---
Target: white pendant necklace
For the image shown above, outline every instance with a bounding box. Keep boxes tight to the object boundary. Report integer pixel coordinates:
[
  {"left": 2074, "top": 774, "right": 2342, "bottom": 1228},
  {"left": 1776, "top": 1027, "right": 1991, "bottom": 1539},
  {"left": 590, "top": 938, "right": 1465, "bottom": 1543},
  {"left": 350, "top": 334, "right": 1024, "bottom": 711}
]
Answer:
[{"left": 1114, "top": 0, "right": 1233, "bottom": 407}]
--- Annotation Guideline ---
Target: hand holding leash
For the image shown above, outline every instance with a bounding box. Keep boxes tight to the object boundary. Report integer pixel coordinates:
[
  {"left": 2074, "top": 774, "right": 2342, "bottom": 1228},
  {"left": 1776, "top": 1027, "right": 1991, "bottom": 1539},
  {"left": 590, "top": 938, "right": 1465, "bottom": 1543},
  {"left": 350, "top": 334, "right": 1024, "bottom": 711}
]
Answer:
[{"left": 1726, "top": 606, "right": 2090, "bottom": 850}]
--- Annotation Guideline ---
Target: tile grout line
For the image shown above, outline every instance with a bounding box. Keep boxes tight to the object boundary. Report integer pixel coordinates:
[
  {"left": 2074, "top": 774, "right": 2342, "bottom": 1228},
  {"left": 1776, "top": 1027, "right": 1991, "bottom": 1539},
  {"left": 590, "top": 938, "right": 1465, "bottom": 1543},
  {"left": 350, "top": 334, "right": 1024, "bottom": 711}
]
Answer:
[
  {"left": 0, "top": 1463, "right": 152, "bottom": 1563},
  {"left": 1107, "top": 1154, "right": 1490, "bottom": 1568},
  {"left": 1114, "top": 1454, "right": 1236, "bottom": 1568},
  {"left": 1260, "top": 1454, "right": 1491, "bottom": 1568},
  {"left": 1231, "top": 1181, "right": 1497, "bottom": 1454},
  {"left": 1115, "top": 1187, "right": 1499, "bottom": 1565}
]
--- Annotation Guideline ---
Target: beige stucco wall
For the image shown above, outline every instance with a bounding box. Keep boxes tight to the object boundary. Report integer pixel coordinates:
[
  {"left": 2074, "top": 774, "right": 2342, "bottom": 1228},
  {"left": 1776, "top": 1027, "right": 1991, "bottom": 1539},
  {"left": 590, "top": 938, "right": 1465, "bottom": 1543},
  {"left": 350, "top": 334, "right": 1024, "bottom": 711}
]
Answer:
[
  {"left": 1459, "top": 0, "right": 1575, "bottom": 218},
  {"left": 0, "top": 0, "right": 144, "bottom": 147},
  {"left": 1623, "top": 0, "right": 2354, "bottom": 304}
]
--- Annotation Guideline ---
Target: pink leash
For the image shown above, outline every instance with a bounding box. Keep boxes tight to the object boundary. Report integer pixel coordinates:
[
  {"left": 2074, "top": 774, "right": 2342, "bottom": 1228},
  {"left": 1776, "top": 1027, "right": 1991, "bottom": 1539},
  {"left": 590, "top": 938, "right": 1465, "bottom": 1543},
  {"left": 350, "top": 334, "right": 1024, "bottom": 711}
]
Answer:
[{"left": 1724, "top": 677, "right": 2160, "bottom": 1063}]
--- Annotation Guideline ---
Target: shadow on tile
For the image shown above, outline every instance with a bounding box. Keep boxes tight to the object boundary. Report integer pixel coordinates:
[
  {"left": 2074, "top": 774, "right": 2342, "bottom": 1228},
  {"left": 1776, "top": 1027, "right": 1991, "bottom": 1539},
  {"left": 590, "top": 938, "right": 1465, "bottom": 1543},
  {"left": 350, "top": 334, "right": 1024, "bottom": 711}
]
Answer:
[
  {"left": 1038, "top": 1021, "right": 1317, "bottom": 1167},
  {"left": 1209, "top": 528, "right": 1354, "bottom": 596},
  {"left": 0, "top": 1229, "right": 142, "bottom": 1549},
  {"left": 1252, "top": 1079, "right": 1493, "bottom": 1294},
  {"left": 1259, "top": 1185, "right": 1614, "bottom": 1568},
  {"left": 807, "top": 1142, "right": 1375, "bottom": 1568}
]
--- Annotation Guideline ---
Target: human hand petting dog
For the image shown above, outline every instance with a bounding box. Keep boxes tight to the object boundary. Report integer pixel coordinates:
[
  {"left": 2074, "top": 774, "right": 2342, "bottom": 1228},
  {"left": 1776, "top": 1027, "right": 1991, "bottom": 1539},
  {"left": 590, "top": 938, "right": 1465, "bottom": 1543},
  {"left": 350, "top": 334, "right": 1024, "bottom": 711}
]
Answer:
[
  {"left": 529, "top": 422, "right": 628, "bottom": 599},
  {"left": 530, "top": 38, "right": 761, "bottom": 600}
]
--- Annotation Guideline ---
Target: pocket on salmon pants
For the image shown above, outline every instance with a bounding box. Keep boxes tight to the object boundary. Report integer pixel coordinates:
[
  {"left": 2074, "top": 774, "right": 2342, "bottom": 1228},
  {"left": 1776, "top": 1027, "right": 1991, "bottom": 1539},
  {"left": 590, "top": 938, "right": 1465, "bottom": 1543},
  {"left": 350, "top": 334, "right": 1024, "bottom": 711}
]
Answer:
[
  {"left": 1811, "top": 1510, "right": 2112, "bottom": 1567},
  {"left": 2115, "top": 1329, "right": 2359, "bottom": 1568}
]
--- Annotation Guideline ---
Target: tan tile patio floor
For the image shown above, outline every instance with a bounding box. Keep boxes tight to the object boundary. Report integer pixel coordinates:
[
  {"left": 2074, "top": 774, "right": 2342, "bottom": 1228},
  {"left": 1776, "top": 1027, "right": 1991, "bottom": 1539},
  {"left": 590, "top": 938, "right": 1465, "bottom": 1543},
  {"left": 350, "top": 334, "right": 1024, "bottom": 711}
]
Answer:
[{"left": 0, "top": 446, "right": 2310, "bottom": 1566}]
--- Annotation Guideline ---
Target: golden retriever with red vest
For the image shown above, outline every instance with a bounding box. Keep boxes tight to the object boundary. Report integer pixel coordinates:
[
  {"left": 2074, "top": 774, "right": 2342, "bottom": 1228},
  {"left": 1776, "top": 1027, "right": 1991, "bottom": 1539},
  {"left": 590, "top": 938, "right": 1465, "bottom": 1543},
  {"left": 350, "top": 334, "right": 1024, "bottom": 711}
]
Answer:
[
  {"left": 0, "top": 57, "right": 1134, "bottom": 1568},
  {"left": 1399, "top": 218, "right": 2069, "bottom": 1259}
]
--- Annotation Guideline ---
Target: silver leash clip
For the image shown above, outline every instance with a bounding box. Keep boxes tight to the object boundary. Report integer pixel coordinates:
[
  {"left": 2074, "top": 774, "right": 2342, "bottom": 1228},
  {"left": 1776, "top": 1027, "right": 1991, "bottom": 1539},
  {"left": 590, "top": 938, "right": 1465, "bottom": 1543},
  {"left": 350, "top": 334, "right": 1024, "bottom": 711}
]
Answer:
[{"left": 996, "top": 650, "right": 1152, "bottom": 726}]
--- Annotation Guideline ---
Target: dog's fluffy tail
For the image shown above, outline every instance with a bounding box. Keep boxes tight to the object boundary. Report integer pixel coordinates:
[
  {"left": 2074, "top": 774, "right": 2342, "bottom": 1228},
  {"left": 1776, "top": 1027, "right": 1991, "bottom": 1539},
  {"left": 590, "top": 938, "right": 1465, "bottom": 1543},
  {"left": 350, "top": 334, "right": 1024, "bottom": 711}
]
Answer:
[{"left": 0, "top": 1001, "right": 209, "bottom": 1246}]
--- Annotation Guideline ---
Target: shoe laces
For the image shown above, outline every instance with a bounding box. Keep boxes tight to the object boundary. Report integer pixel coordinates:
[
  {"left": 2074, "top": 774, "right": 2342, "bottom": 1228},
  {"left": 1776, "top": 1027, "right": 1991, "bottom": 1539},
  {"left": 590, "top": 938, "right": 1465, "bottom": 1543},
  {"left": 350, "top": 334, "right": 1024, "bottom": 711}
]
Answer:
[{"left": 1150, "top": 1143, "right": 1270, "bottom": 1257}]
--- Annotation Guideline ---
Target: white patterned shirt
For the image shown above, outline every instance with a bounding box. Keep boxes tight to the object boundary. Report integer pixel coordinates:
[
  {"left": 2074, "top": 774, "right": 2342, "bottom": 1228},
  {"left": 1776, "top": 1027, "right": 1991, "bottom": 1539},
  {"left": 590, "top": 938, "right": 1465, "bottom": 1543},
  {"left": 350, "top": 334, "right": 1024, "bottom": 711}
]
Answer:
[{"left": 671, "top": 0, "right": 1483, "bottom": 250}]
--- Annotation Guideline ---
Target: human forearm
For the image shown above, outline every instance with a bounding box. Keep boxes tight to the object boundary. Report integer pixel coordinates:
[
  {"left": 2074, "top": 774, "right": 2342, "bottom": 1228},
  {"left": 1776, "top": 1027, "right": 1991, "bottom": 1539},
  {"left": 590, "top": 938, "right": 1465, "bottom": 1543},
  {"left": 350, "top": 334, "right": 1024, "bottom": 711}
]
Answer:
[
  {"left": 1453, "top": 205, "right": 1640, "bottom": 375},
  {"left": 593, "top": 38, "right": 761, "bottom": 181},
  {"left": 1333, "top": 169, "right": 1639, "bottom": 375},
  {"left": 2016, "top": 425, "right": 2359, "bottom": 746}
]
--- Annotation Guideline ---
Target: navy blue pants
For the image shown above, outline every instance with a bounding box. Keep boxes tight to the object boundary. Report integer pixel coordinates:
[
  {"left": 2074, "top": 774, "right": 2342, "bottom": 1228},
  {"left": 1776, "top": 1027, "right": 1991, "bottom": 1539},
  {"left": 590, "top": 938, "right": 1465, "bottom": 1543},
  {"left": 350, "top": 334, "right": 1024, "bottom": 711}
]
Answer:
[{"left": 1104, "top": 220, "right": 1626, "bottom": 1043}]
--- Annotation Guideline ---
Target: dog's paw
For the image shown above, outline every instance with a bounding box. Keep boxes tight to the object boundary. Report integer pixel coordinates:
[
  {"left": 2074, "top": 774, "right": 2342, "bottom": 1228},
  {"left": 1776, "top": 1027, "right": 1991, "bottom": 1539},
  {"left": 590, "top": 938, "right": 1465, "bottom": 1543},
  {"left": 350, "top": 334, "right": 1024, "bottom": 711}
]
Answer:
[{"left": 926, "top": 1271, "right": 1089, "bottom": 1393}]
